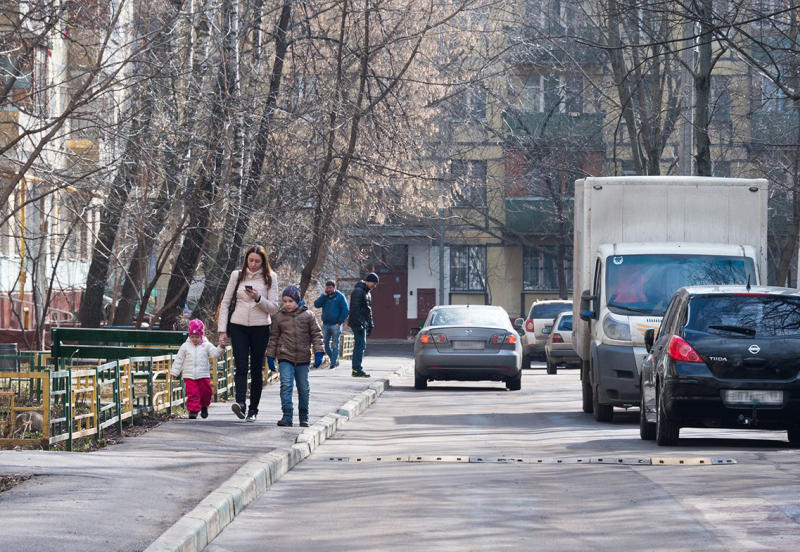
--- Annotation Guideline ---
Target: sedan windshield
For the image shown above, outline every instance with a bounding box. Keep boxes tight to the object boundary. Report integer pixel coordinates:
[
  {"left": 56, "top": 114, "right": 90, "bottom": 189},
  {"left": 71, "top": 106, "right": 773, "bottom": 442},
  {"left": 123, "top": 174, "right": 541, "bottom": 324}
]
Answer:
[
  {"left": 606, "top": 254, "right": 756, "bottom": 316},
  {"left": 429, "top": 307, "right": 508, "bottom": 328},
  {"left": 688, "top": 295, "right": 800, "bottom": 337}
]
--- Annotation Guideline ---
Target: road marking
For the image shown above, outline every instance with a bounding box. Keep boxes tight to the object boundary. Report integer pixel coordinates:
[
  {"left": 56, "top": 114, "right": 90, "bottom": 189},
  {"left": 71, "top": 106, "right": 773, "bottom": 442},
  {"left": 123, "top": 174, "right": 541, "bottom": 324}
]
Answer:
[{"left": 326, "top": 456, "right": 737, "bottom": 465}]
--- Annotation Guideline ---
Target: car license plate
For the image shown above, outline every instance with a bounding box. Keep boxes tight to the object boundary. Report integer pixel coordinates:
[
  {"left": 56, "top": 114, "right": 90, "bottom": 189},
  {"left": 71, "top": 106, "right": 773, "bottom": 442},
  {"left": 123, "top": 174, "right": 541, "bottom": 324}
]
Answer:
[
  {"left": 452, "top": 341, "right": 484, "bottom": 350},
  {"left": 722, "top": 390, "right": 784, "bottom": 406}
]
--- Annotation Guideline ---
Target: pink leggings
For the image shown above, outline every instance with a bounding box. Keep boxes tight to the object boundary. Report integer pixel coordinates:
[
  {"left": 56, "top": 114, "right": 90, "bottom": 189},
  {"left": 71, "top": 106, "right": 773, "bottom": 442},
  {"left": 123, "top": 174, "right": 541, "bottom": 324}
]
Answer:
[{"left": 184, "top": 378, "right": 212, "bottom": 412}]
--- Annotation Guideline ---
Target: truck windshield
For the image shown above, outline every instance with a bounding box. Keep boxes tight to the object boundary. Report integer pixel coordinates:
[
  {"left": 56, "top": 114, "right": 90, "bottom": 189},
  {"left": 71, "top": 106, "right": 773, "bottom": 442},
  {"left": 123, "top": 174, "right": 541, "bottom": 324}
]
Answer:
[{"left": 605, "top": 254, "right": 756, "bottom": 316}]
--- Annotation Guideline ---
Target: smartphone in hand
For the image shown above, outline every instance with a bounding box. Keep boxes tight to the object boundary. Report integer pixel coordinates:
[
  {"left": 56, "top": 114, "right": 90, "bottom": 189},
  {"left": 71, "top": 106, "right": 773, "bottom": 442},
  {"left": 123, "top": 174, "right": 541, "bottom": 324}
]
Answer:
[{"left": 245, "top": 285, "right": 253, "bottom": 291}]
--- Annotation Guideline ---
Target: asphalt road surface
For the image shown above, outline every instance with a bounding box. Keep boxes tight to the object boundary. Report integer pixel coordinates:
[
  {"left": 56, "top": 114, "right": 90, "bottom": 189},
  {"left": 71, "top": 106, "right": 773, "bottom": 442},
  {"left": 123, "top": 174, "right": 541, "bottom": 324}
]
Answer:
[{"left": 207, "top": 357, "right": 800, "bottom": 551}]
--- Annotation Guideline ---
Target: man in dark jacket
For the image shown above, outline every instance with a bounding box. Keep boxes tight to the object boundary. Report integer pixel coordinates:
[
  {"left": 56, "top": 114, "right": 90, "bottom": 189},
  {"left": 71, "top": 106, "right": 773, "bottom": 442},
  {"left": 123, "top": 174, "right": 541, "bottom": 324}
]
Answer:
[
  {"left": 313, "top": 280, "right": 349, "bottom": 368},
  {"left": 347, "top": 272, "right": 378, "bottom": 377}
]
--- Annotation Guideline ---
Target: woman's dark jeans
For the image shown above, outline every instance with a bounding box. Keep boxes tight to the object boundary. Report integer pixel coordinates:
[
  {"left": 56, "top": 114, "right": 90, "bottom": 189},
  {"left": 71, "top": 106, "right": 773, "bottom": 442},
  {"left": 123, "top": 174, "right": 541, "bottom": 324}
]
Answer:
[{"left": 229, "top": 323, "right": 270, "bottom": 414}]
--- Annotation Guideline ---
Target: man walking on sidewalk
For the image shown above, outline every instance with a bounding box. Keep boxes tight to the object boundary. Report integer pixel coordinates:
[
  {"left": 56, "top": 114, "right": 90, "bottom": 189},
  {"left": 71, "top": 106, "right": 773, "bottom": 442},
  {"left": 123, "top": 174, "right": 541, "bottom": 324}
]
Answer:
[
  {"left": 313, "top": 280, "right": 349, "bottom": 368},
  {"left": 347, "top": 272, "right": 379, "bottom": 377}
]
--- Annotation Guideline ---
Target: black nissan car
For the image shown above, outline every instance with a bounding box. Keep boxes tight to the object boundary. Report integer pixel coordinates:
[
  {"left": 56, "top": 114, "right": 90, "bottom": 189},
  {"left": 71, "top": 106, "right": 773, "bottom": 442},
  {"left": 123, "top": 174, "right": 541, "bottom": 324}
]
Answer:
[{"left": 639, "top": 286, "right": 800, "bottom": 445}]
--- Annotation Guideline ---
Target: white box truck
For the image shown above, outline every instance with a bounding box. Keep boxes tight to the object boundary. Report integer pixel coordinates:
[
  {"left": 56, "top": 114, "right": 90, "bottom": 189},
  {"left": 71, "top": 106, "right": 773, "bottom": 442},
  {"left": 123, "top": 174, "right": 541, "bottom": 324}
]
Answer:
[{"left": 573, "top": 176, "right": 768, "bottom": 422}]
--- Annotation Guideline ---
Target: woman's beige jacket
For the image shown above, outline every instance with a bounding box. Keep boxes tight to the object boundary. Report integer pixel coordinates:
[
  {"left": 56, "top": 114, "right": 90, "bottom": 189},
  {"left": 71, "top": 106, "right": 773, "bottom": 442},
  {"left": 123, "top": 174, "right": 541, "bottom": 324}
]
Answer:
[{"left": 217, "top": 269, "right": 279, "bottom": 332}]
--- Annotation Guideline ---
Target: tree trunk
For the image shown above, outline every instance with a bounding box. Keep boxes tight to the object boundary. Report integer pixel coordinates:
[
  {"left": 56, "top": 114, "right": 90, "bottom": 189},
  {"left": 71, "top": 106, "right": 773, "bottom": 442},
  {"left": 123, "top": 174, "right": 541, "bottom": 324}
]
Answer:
[
  {"left": 193, "top": 0, "right": 292, "bottom": 320},
  {"left": 78, "top": 99, "right": 153, "bottom": 327},
  {"left": 693, "top": 0, "right": 713, "bottom": 176}
]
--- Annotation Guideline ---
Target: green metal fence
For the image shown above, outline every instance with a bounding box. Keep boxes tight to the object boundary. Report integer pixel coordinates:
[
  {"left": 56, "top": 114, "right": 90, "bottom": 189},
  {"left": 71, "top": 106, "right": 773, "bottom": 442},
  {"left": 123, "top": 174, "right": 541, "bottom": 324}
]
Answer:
[
  {"left": 1, "top": 328, "right": 341, "bottom": 450},
  {"left": 0, "top": 345, "right": 239, "bottom": 451}
]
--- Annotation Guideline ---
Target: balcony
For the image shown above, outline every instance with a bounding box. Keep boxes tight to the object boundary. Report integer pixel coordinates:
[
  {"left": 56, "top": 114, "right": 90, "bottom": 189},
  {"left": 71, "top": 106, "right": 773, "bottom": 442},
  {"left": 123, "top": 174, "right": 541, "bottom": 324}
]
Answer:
[
  {"left": 751, "top": 112, "right": 799, "bottom": 151},
  {"left": 504, "top": 197, "right": 573, "bottom": 236},
  {"left": 503, "top": 111, "right": 605, "bottom": 152}
]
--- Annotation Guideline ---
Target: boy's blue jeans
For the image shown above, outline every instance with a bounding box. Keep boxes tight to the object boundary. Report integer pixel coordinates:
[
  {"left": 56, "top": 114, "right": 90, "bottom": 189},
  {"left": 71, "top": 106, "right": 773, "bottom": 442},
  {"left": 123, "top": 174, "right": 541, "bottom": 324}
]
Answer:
[
  {"left": 278, "top": 361, "right": 310, "bottom": 420},
  {"left": 322, "top": 323, "right": 342, "bottom": 366},
  {"left": 352, "top": 327, "right": 367, "bottom": 372}
]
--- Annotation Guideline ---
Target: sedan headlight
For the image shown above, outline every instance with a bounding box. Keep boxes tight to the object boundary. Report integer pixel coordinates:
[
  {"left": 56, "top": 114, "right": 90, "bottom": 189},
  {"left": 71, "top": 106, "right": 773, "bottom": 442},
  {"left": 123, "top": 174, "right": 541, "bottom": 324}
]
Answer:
[{"left": 602, "top": 313, "right": 631, "bottom": 342}]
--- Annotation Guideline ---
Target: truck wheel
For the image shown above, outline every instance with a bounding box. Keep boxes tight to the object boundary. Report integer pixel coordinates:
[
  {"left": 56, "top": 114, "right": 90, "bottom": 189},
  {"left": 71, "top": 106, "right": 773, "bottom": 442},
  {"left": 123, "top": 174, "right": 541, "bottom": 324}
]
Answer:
[
  {"left": 523, "top": 355, "right": 532, "bottom": 370},
  {"left": 414, "top": 371, "right": 427, "bottom": 390},
  {"left": 655, "top": 393, "right": 679, "bottom": 445},
  {"left": 546, "top": 360, "right": 557, "bottom": 375},
  {"left": 506, "top": 372, "right": 522, "bottom": 391},
  {"left": 639, "top": 383, "right": 656, "bottom": 441},
  {"left": 582, "top": 380, "right": 593, "bottom": 413},
  {"left": 592, "top": 385, "right": 614, "bottom": 422}
]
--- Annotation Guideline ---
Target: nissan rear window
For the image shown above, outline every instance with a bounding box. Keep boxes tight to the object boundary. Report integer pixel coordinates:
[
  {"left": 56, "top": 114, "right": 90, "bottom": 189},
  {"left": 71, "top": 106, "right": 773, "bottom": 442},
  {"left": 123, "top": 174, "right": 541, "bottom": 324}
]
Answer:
[
  {"left": 530, "top": 303, "right": 571, "bottom": 319},
  {"left": 687, "top": 295, "right": 800, "bottom": 337}
]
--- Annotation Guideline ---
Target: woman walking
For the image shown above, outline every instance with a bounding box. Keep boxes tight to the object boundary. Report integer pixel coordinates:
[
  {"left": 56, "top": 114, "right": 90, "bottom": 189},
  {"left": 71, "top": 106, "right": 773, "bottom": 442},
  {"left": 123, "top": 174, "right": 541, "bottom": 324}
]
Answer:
[{"left": 217, "top": 245, "right": 279, "bottom": 421}]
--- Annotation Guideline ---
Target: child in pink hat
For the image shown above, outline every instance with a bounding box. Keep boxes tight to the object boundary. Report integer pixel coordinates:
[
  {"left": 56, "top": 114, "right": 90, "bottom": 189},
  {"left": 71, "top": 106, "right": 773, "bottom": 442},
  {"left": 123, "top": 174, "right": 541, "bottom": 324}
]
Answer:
[{"left": 171, "top": 319, "right": 224, "bottom": 419}]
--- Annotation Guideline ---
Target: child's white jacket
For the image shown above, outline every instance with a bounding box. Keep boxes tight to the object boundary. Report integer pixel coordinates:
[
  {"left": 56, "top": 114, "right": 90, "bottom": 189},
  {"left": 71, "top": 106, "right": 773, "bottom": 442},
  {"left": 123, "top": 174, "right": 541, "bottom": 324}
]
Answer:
[{"left": 170, "top": 339, "right": 224, "bottom": 380}]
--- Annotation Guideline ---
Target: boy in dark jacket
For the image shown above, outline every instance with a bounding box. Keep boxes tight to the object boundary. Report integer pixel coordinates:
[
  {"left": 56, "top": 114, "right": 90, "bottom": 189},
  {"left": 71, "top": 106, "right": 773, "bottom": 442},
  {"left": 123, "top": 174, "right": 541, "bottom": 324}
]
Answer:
[
  {"left": 267, "top": 285, "right": 324, "bottom": 427},
  {"left": 347, "top": 272, "right": 379, "bottom": 377},
  {"left": 313, "top": 280, "right": 349, "bottom": 369}
]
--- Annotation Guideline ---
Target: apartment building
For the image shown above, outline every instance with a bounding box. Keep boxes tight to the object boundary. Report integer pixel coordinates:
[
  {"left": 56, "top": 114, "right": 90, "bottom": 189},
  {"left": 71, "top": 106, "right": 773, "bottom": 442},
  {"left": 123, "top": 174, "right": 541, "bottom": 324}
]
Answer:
[{"left": 349, "top": 0, "right": 800, "bottom": 338}]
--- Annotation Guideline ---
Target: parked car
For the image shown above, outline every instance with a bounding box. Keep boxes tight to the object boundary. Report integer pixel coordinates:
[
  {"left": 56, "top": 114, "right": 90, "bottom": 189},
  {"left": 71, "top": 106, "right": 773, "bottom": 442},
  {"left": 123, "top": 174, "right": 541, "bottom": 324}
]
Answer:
[
  {"left": 544, "top": 312, "right": 580, "bottom": 375},
  {"left": 515, "top": 299, "right": 572, "bottom": 368},
  {"left": 640, "top": 285, "right": 800, "bottom": 446},
  {"left": 414, "top": 305, "right": 522, "bottom": 391}
]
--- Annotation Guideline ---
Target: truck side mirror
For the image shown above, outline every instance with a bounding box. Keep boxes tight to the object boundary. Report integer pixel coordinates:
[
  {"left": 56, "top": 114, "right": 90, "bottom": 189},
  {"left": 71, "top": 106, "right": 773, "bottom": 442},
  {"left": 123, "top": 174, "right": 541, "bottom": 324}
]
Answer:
[
  {"left": 579, "top": 290, "right": 595, "bottom": 322},
  {"left": 644, "top": 329, "right": 655, "bottom": 353}
]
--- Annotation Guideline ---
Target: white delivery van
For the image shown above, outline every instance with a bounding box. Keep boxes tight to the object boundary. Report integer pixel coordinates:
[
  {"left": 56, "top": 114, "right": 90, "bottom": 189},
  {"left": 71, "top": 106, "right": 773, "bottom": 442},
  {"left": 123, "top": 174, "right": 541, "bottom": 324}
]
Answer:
[{"left": 573, "top": 176, "right": 768, "bottom": 422}]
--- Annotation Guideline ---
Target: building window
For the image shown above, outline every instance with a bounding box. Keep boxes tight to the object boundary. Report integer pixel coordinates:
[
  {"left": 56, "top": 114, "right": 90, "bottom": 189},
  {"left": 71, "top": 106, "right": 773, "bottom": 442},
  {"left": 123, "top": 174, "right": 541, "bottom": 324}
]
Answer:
[
  {"left": 453, "top": 86, "right": 487, "bottom": 121},
  {"left": 450, "top": 160, "right": 487, "bottom": 207},
  {"left": 713, "top": 160, "right": 731, "bottom": 178},
  {"left": 523, "top": 246, "right": 572, "bottom": 291},
  {"left": 521, "top": 75, "right": 543, "bottom": 113},
  {"left": 762, "top": 77, "right": 792, "bottom": 112},
  {"left": 711, "top": 75, "right": 732, "bottom": 122},
  {"left": 450, "top": 245, "right": 486, "bottom": 291}
]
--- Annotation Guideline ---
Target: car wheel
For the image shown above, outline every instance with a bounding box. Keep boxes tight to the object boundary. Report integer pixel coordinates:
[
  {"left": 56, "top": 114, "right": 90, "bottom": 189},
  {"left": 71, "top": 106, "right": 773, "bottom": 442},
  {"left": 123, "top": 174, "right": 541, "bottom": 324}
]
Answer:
[
  {"left": 414, "top": 371, "right": 427, "bottom": 390},
  {"left": 639, "top": 382, "right": 656, "bottom": 441},
  {"left": 546, "top": 360, "right": 557, "bottom": 375},
  {"left": 787, "top": 428, "right": 800, "bottom": 445},
  {"left": 506, "top": 372, "right": 522, "bottom": 391},
  {"left": 592, "top": 385, "right": 614, "bottom": 422},
  {"left": 582, "top": 380, "right": 593, "bottom": 413},
  {"left": 655, "top": 391, "right": 679, "bottom": 446},
  {"left": 523, "top": 355, "right": 532, "bottom": 370}
]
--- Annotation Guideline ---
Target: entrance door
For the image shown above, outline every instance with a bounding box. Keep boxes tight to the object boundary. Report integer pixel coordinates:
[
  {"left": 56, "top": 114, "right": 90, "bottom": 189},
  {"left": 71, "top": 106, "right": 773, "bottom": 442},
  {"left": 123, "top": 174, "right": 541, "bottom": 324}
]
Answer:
[
  {"left": 369, "top": 270, "right": 407, "bottom": 339},
  {"left": 417, "top": 288, "right": 436, "bottom": 324}
]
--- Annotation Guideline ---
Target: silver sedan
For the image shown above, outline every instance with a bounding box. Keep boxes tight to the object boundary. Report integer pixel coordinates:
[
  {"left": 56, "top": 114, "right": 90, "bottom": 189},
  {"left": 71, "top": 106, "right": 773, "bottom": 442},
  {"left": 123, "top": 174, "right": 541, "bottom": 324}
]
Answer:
[{"left": 413, "top": 305, "right": 523, "bottom": 390}]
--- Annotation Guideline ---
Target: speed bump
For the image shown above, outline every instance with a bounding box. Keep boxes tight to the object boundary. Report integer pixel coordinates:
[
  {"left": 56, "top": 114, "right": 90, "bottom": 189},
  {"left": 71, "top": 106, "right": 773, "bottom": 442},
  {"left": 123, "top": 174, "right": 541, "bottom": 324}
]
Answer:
[{"left": 326, "top": 455, "right": 737, "bottom": 466}]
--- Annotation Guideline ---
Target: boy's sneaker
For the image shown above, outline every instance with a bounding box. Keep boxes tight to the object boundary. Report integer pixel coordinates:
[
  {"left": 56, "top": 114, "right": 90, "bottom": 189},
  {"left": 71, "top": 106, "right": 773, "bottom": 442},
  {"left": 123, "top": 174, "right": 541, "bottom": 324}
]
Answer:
[
  {"left": 299, "top": 420, "right": 309, "bottom": 427},
  {"left": 188, "top": 411, "right": 198, "bottom": 419},
  {"left": 231, "top": 403, "right": 246, "bottom": 419},
  {"left": 200, "top": 407, "right": 208, "bottom": 419},
  {"left": 245, "top": 412, "right": 257, "bottom": 422},
  {"left": 352, "top": 370, "right": 370, "bottom": 378},
  {"left": 277, "top": 419, "right": 293, "bottom": 427}
]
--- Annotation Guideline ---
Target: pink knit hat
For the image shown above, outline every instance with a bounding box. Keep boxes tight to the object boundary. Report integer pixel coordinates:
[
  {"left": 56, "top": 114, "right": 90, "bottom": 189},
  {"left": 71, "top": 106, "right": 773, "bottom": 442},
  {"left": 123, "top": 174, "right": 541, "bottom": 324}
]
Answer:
[{"left": 188, "top": 319, "right": 205, "bottom": 337}]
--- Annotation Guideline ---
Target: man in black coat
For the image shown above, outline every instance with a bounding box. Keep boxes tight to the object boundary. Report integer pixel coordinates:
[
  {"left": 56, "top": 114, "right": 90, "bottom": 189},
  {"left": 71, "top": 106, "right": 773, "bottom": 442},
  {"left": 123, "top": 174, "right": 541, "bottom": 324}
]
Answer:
[{"left": 347, "top": 272, "right": 379, "bottom": 377}]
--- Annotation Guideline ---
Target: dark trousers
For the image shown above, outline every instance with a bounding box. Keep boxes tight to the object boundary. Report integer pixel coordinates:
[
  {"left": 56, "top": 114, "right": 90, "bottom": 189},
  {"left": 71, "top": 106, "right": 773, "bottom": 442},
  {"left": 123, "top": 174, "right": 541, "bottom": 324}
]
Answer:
[
  {"left": 352, "top": 327, "right": 367, "bottom": 372},
  {"left": 229, "top": 323, "right": 270, "bottom": 414}
]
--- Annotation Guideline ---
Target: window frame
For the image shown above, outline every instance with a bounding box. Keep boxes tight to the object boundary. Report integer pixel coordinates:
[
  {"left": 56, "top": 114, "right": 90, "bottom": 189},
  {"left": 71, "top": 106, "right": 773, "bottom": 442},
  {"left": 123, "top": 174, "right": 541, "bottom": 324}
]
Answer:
[
  {"left": 523, "top": 245, "right": 573, "bottom": 292},
  {"left": 449, "top": 245, "right": 487, "bottom": 292}
]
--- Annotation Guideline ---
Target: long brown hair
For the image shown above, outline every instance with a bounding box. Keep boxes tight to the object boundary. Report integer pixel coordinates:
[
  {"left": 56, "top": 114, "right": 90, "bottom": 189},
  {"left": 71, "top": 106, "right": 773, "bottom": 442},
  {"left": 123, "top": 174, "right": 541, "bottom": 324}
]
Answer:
[{"left": 236, "top": 245, "right": 273, "bottom": 288}]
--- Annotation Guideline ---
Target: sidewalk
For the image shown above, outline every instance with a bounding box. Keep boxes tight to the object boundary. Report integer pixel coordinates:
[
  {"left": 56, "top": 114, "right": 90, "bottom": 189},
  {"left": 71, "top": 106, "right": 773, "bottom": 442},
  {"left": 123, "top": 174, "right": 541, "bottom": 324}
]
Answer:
[{"left": 0, "top": 344, "right": 412, "bottom": 552}]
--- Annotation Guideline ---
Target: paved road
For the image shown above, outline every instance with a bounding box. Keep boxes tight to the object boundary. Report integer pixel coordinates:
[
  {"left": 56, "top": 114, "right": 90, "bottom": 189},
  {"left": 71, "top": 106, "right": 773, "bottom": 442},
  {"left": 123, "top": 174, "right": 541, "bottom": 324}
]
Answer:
[
  {"left": 0, "top": 343, "right": 408, "bottom": 552},
  {"left": 207, "top": 361, "right": 800, "bottom": 551}
]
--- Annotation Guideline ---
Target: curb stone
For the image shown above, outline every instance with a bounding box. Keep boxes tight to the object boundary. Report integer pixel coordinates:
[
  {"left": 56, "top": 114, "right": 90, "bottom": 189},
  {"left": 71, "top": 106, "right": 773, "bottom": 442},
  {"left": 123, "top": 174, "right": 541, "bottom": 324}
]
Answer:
[{"left": 144, "top": 375, "right": 394, "bottom": 552}]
